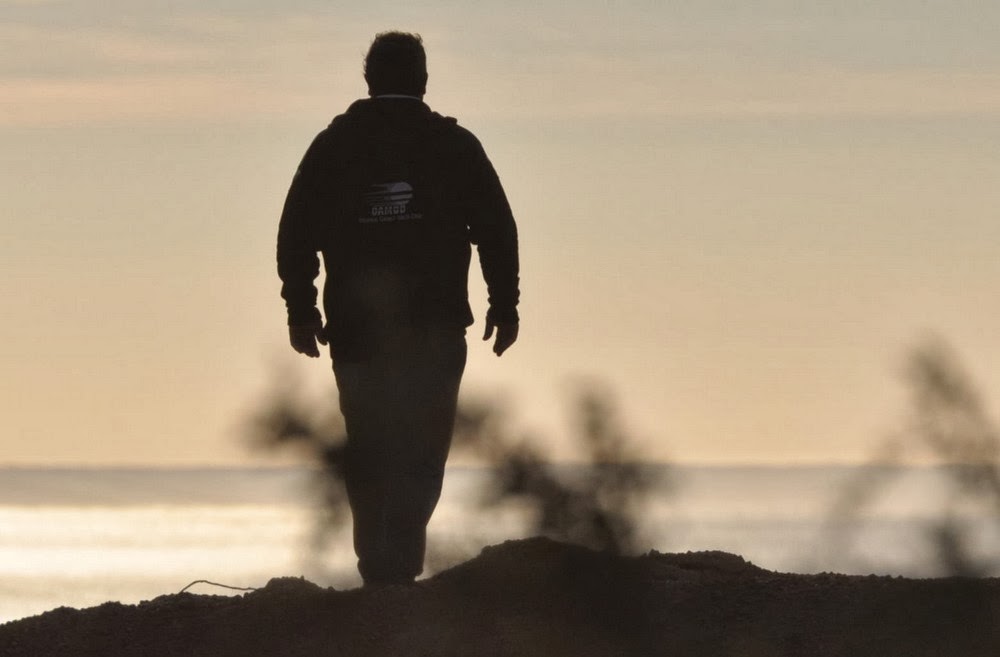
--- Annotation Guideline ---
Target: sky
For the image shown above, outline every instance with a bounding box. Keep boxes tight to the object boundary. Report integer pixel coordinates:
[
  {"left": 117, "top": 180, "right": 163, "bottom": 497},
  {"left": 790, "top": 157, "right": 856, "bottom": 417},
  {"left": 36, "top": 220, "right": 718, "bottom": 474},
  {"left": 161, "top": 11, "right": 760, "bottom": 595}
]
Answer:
[{"left": 3, "top": 0, "right": 1000, "bottom": 466}]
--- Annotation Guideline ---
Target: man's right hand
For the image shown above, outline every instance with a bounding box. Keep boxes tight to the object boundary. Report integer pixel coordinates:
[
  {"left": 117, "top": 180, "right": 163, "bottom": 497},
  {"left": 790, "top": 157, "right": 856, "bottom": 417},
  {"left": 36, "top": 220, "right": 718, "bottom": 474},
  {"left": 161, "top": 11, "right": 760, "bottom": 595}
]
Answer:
[
  {"left": 289, "top": 320, "right": 327, "bottom": 358},
  {"left": 483, "top": 320, "right": 518, "bottom": 357}
]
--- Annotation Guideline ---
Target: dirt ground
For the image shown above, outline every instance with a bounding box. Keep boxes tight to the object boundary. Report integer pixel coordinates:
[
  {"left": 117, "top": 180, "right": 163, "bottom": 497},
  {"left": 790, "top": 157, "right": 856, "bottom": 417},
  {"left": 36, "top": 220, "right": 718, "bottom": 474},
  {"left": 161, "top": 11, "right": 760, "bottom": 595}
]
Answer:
[{"left": 2, "top": 537, "right": 998, "bottom": 657}]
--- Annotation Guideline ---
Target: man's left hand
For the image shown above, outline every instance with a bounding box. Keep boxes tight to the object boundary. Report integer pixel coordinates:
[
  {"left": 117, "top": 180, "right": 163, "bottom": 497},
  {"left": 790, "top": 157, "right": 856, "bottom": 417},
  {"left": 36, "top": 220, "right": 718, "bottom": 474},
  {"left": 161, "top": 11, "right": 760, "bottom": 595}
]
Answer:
[{"left": 289, "top": 320, "right": 327, "bottom": 358}]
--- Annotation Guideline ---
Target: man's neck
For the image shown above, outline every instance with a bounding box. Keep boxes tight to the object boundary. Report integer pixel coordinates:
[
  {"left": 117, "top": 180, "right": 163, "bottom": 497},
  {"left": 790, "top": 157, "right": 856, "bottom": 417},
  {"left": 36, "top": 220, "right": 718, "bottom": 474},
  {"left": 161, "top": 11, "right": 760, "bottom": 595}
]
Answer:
[{"left": 373, "top": 94, "right": 424, "bottom": 101}]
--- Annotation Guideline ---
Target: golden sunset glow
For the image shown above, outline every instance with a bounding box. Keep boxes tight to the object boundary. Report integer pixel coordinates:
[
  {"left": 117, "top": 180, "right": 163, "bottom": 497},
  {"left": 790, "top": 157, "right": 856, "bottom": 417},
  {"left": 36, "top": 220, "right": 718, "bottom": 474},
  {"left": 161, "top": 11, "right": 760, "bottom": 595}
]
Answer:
[{"left": 4, "top": 1, "right": 1000, "bottom": 465}]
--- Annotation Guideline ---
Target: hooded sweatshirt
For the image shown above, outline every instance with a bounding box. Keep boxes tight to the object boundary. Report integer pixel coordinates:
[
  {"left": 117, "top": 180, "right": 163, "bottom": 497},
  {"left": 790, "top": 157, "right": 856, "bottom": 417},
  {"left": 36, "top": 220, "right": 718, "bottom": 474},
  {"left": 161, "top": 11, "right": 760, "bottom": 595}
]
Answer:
[{"left": 277, "top": 97, "right": 519, "bottom": 361}]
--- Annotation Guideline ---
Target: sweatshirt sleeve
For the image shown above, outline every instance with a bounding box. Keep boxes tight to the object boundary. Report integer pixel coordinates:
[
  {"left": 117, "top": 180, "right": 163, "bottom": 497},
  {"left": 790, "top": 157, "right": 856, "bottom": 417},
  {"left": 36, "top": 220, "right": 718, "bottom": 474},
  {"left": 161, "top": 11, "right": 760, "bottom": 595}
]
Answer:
[
  {"left": 276, "top": 137, "right": 325, "bottom": 326},
  {"left": 465, "top": 138, "right": 520, "bottom": 325}
]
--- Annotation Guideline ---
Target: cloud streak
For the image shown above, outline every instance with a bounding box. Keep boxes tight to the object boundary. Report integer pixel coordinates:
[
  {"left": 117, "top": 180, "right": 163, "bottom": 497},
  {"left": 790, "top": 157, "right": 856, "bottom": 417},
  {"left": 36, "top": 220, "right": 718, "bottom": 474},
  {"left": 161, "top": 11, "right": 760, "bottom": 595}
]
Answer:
[{"left": 3, "top": 2, "right": 999, "bottom": 125}]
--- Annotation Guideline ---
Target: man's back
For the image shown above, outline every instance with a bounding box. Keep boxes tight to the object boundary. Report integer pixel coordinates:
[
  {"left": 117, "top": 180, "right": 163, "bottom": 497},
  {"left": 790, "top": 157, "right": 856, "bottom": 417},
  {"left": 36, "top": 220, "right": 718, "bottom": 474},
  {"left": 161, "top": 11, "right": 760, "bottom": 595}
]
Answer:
[{"left": 279, "top": 96, "right": 518, "bottom": 361}]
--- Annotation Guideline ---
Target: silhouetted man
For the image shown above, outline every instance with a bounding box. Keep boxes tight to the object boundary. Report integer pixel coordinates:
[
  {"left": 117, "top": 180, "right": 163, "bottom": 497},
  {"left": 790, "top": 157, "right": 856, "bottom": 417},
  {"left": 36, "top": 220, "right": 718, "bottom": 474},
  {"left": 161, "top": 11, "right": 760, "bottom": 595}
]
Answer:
[{"left": 277, "top": 32, "right": 520, "bottom": 585}]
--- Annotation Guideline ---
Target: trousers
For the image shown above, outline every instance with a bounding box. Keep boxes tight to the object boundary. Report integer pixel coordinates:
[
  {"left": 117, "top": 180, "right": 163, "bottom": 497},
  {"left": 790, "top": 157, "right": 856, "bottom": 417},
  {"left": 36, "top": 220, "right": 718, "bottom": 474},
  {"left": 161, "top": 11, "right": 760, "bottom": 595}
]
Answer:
[{"left": 332, "top": 327, "right": 467, "bottom": 584}]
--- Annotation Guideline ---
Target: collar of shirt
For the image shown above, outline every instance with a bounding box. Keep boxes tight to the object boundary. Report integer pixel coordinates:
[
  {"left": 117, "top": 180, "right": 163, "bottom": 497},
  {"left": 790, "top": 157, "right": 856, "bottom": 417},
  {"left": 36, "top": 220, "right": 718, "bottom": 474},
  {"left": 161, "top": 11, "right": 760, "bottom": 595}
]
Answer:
[{"left": 373, "top": 94, "right": 424, "bottom": 101}]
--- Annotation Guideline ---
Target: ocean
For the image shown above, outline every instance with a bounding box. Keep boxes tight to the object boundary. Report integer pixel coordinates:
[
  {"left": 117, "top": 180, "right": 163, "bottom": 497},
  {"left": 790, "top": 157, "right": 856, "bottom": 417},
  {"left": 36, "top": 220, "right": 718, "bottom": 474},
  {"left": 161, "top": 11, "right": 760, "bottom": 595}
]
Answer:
[{"left": 1, "top": 464, "right": 998, "bottom": 624}]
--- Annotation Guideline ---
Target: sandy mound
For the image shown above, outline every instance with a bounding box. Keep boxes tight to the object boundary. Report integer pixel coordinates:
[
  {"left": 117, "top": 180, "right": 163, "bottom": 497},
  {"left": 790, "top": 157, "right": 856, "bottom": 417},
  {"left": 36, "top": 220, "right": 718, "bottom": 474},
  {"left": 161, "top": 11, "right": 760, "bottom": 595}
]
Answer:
[{"left": 2, "top": 537, "right": 998, "bottom": 656}]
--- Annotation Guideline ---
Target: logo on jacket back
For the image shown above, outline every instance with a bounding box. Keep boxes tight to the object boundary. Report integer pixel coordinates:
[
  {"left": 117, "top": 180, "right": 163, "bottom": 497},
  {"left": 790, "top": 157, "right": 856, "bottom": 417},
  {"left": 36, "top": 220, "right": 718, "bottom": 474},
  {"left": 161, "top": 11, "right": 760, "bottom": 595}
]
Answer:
[{"left": 359, "top": 182, "right": 423, "bottom": 224}]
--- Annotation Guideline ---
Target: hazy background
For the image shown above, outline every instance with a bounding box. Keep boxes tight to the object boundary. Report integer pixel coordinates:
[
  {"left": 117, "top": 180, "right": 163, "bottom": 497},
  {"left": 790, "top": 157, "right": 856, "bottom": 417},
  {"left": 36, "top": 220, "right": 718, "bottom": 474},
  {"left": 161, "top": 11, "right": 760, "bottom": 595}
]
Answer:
[{"left": 4, "top": 0, "right": 1000, "bottom": 466}]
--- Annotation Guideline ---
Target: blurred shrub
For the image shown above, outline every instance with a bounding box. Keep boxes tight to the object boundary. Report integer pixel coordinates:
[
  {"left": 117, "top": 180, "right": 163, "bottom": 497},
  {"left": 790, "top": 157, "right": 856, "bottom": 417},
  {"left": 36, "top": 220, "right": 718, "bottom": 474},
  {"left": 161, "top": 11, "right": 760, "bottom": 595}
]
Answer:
[
  {"left": 453, "top": 384, "right": 659, "bottom": 555},
  {"left": 244, "top": 372, "right": 662, "bottom": 575},
  {"left": 824, "top": 336, "right": 1000, "bottom": 576}
]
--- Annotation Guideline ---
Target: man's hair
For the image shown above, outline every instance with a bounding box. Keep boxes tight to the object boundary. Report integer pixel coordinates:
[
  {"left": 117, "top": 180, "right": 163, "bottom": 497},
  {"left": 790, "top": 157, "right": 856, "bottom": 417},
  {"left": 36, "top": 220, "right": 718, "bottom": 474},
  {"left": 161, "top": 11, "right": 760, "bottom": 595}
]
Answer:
[{"left": 364, "top": 32, "right": 428, "bottom": 97}]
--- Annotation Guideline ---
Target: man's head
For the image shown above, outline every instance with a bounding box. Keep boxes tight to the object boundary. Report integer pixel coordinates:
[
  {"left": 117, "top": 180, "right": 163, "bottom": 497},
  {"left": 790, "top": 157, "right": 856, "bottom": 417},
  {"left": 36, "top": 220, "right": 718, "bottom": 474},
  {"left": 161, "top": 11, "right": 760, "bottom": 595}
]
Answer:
[{"left": 364, "top": 32, "right": 428, "bottom": 98}]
